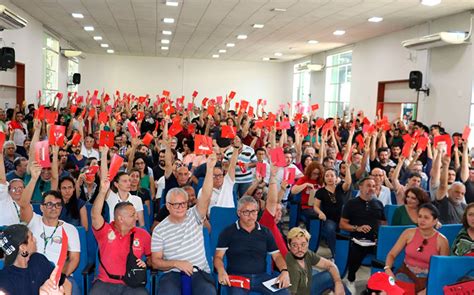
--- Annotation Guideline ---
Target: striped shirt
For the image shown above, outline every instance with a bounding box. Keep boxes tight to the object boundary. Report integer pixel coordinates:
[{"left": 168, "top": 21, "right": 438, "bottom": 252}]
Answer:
[
  {"left": 224, "top": 145, "right": 257, "bottom": 184},
  {"left": 151, "top": 206, "right": 210, "bottom": 273}
]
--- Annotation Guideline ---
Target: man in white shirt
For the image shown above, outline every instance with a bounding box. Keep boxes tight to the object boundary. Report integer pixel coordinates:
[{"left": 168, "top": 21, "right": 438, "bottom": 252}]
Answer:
[
  {"left": 18, "top": 161, "right": 81, "bottom": 293},
  {"left": 81, "top": 135, "right": 100, "bottom": 159},
  {"left": 276, "top": 149, "right": 304, "bottom": 202},
  {"left": 0, "top": 150, "right": 25, "bottom": 226}
]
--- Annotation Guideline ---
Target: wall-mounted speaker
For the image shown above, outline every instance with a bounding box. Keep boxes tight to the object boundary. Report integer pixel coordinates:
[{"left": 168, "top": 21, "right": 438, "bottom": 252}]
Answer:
[
  {"left": 409, "top": 71, "right": 422, "bottom": 90},
  {"left": 0, "top": 47, "right": 15, "bottom": 70},
  {"left": 72, "top": 73, "right": 81, "bottom": 85}
]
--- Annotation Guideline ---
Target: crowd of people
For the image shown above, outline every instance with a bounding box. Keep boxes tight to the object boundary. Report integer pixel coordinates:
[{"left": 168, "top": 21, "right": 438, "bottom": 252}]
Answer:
[{"left": 0, "top": 90, "right": 473, "bottom": 295}]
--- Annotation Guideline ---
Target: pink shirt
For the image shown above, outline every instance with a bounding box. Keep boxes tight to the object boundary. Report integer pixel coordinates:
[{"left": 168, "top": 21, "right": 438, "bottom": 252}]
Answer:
[{"left": 404, "top": 228, "right": 440, "bottom": 271}]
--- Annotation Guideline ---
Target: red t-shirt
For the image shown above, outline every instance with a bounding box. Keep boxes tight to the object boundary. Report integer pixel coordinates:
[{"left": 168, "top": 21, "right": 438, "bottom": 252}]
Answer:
[
  {"left": 295, "top": 176, "right": 320, "bottom": 209},
  {"left": 259, "top": 209, "right": 288, "bottom": 258},
  {"left": 93, "top": 222, "right": 151, "bottom": 285}
]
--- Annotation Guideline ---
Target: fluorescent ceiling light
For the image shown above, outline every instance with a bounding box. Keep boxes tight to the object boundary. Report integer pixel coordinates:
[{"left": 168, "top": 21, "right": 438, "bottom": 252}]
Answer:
[
  {"left": 93, "top": 36, "right": 102, "bottom": 41},
  {"left": 226, "top": 43, "right": 235, "bottom": 47},
  {"left": 166, "top": 1, "right": 179, "bottom": 7},
  {"left": 237, "top": 34, "right": 247, "bottom": 40},
  {"left": 271, "top": 8, "right": 287, "bottom": 12},
  {"left": 307, "top": 40, "right": 319, "bottom": 44},
  {"left": 218, "top": 49, "right": 227, "bottom": 53},
  {"left": 72, "top": 13, "right": 84, "bottom": 19},
  {"left": 84, "top": 26, "right": 94, "bottom": 31},
  {"left": 262, "top": 57, "right": 270, "bottom": 61},
  {"left": 162, "top": 30, "right": 172, "bottom": 35},
  {"left": 252, "top": 24, "right": 264, "bottom": 29},
  {"left": 163, "top": 18, "right": 175, "bottom": 24},
  {"left": 161, "top": 39, "right": 170, "bottom": 44},
  {"left": 107, "top": 49, "right": 114, "bottom": 54},
  {"left": 212, "top": 54, "right": 219, "bottom": 58},
  {"left": 274, "top": 52, "right": 283, "bottom": 57},
  {"left": 161, "top": 46, "right": 169, "bottom": 50},
  {"left": 421, "top": 0, "right": 441, "bottom": 6},
  {"left": 333, "top": 30, "right": 346, "bottom": 36},
  {"left": 100, "top": 43, "right": 109, "bottom": 48},
  {"left": 368, "top": 16, "right": 383, "bottom": 23}
]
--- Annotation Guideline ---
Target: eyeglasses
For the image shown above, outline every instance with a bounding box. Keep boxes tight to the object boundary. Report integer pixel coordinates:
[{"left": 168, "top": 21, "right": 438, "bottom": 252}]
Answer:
[
  {"left": 372, "top": 174, "right": 384, "bottom": 177},
  {"left": 417, "top": 239, "right": 428, "bottom": 252},
  {"left": 42, "top": 202, "right": 63, "bottom": 209},
  {"left": 167, "top": 201, "right": 187, "bottom": 209},
  {"left": 240, "top": 210, "right": 259, "bottom": 216},
  {"left": 10, "top": 187, "right": 24, "bottom": 193},
  {"left": 135, "top": 161, "right": 145, "bottom": 165},
  {"left": 289, "top": 242, "right": 308, "bottom": 249}
]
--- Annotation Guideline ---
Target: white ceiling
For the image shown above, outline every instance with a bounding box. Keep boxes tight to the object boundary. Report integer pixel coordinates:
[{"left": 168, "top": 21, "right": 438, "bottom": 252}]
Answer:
[{"left": 10, "top": 0, "right": 474, "bottom": 62}]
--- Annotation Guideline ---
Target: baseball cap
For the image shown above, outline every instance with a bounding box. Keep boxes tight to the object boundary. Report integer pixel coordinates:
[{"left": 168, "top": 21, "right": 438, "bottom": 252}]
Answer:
[
  {"left": 0, "top": 224, "right": 29, "bottom": 266},
  {"left": 367, "top": 272, "right": 405, "bottom": 294}
]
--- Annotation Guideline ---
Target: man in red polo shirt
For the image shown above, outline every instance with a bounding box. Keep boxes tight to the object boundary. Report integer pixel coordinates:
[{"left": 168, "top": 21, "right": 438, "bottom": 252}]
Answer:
[{"left": 89, "top": 147, "right": 151, "bottom": 295}]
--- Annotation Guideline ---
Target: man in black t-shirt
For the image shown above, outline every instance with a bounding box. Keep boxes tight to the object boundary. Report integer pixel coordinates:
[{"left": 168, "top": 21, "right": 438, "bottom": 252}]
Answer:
[{"left": 339, "top": 177, "right": 385, "bottom": 290}]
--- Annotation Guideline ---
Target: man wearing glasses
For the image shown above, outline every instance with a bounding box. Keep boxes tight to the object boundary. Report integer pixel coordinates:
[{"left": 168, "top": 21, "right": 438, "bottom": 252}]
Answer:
[
  {"left": 0, "top": 148, "right": 26, "bottom": 226},
  {"left": 18, "top": 161, "right": 81, "bottom": 294},
  {"left": 151, "top": 153, "right": 217, "bottom": 294},
  {"left": 214, "top": 196, "right": 291, "bottom": 294}
]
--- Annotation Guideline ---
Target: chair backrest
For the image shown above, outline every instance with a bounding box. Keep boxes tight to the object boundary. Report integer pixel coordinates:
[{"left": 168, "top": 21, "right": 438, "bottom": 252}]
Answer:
[
  {"left": 375, "top": 225, "right": 414, "bottom": 271},
  {"left": 202, "top": 227, "right": 213, "bottom": 271},
  {"left": 438, "top": 224, "right": 462, "bottom": 246},
  {"left": 73, "top": 226, "right": 88, "bottom": 295},
  {"left": 426, "top": 255, "right": 474, "bottom": 295},
  {"left": 32, "top": 203, "right": 42, "bottom": 215},
  {"left": 143, "top": 205, "right": 151, "bottom": 231},
  {"left": 85, "top": 204, "right": 98, "bottom": 264},
  {"left": 209, "top": 207, "right": 238, "bottom": 255},
  {"left": 384, "top": 204, "right": 401, "bottom": 225},
  {"left": 390, "top": 190, "right": 397, "bottom": 205},
  {"left": 352, "top": 190, "right": 359, "bottom": 198}
]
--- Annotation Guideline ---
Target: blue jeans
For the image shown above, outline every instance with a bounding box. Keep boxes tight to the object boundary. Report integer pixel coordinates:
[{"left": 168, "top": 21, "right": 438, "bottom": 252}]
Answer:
[
  {"left": 233, "top": 182, "right": 252, "bottom": 199},
  {"left": 89, "top": 280, "right": 148, "bottom": 295},
  {"left": 320, "top": 219, "right": 338, "bottom": 257},
  {"left": 157, "top": 271, "right": 216, "bottom": 295},
  {"left": 225, "top": 273, "right": 290, "bottom": 295},
  {"left": 311, "top": 271, "right": 352, "bottom": 295}
]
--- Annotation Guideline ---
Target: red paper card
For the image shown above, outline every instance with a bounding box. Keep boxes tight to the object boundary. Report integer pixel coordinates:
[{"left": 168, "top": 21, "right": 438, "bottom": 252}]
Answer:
[
  {"left": 240, "top": 100, "right": 249, "bottom": 112},
  {"left": 269, "top": 147, "right": 286, "bottom": 167},
  {"left": 136, "top": 111, "right": 144, "bottom": 122},
  {"left": 88, "top": 108, "right": 96, "bottom": 120},
  {"left": 297, "top": 123, "right": 309, "bottom": 137},
  {"left": 99, "top": 130, "right": 115, "bottom": 147},
  {"left": 192, "top": 90, "right": 198, "bottom": 98},
  {"left": 142, "top": 132, "right": 153, "bottom": 145},
  {"left": 76, "top": 95, "right": 84, "bottom": 104},
  {"left": 108, "top": 154, "right": 124, "bottom": 181},
  {"left": 221, "top": 125, "right": 237, "bottom": 139},
  {"left": 55, "top": 228, "right": 68, "bottom": 283},
  {"left": 216, "top": 96, "right": 223, "bottom": 105},
  {"left": 363, "top": 117, "right": 371, "bottom": 125},
  {"left": 71, "top": 132, "right": 81, "bottom": 146},
  {"left": 98, "top": 112, "right": 108, "bottom": 124},
  {"left": 138, "top": 96, "right": 146, "bottom": 104},
  {"left": 168, "top": 122, "right": 183, "bottom": 137},
  {"left": 257, "top": 99, "right": 262, "bottom": 105},
  {"left": 187, "top": 103, "right": 194, "bottom": 112},
  {"left": 402, "top": 141, "right": 413, "bottom": 158},
  {"left": 0, "top": 132, "right": 5, "bottom": 149},
  {"left": 188, "top": 124, "right": 195, "bottom": 134},
  {"left": 248, "top": 106, "right": 254, "bottom": 117},
  {"left": 283, "top": 167, "right": 296, "bottom": 185},
  {"left": 195, "top": 135, "right": 213, "bottom": 155},
  {"left": 85, "top": 165, "right": 99, "bottom": 182},
  {"left": 56, "top": 92, "right": 63, "bottom": 100},
  {"left": 35, "top": 105, "right": 45, "bottom": 120},
  {"left": 237, "top": 161, "right": 247, "bottom": 173},
  {"left": 128, "top": 121, "right": 139, "bottom": 138},
  {"left": 228, "top": 91, "right": 236, "bottom": 100},
  {"left": 162, "top": 90, "right": 170, "bottom": 97},
  {"left": 433, "top": 134, "right": 452, "bottom": 156},
  {"left": 228, "top": 275, "right": 250, "bottom": 290},
  {"left": 35, "top": 140, "right": 51, "bottom": 168},
  {"left": 202, "top": 97, "right": 209, "bottom": 107},
  {"left": 417, "top": 137, "right": 429, "bottom": 151},
  {"left": 235, "top": 102, "right": 240, "bottom": 111},
  {"left": 462, "top": 126, "right": 471, "bottom": 141},
  {"left": 45, "top": 110, "right": 58, "bottom": 125},
  {"left": 208, "top": 105, "right": 215, "bottom": 116},
  {"left": 70, "top": 105, "right": 78, "bottom": 116},
  {"left": 311, "top": 104, "right": 319, "bottom": 111},
  {"left": 49, "top": 125, "right": 66, "bottom": 146},
  {"left": 315, "top": 118, "right": 325, "bottom": 128},
  {"left": 280, "top": 121, "right": 291, "bottom": 130},
  {"left": 256, "top": 162, "right": 266, "bottom": 178},
  {"left": 356, "top": 134, "right": 365, "bottom": 149},
  {"left": 402, "top": 134, "right": 413, "bottom": 143}
]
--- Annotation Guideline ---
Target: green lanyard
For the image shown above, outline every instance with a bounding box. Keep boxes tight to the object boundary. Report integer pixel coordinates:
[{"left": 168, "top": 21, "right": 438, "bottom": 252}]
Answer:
[{"left": 42, "top": 222, "right": 60, "bottom": 255}]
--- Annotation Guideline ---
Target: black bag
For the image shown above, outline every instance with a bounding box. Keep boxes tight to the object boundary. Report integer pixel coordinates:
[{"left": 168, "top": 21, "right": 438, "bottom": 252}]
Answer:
[{"left": 98, "top": 232, "right": 147, "bottom": 288}]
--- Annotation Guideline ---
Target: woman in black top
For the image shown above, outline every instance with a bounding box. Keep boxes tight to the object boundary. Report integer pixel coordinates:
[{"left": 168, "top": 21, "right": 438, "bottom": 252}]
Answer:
[{"left": 313, "top": 165, "right": 352, "bottom": 258}]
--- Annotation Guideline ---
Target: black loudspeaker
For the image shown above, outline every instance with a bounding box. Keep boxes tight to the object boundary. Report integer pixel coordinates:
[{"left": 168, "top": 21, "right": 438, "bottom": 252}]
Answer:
[
  {"left": 409, "top": 71, "right": 422, "bottom": 90},
  {"left": 72, "top": 73, "right": 81, "bottom": 85},
  {"left": 0, "top": 47, "right": 15, "bottom": 71}
]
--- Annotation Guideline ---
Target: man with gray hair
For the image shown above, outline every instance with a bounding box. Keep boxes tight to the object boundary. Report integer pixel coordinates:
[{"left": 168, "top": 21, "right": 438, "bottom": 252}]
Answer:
[
  {"left": 151, "top": 153, "right": 217, "bottom": 294},
  {"left": 3, "top": 140, "right": 21, "bottom": 173},
  {"left": 214, "top": 196, "right": 291, "bottom": 294}
]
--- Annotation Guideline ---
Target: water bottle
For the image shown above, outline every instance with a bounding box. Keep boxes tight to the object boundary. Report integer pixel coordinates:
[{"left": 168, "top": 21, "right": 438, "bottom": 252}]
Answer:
[{"left": 181, "top": 271, "right": 192, "bottom": 295}]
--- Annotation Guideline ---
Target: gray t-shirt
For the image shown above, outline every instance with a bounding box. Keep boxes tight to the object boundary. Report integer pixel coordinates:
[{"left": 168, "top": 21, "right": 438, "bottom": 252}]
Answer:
[{"left": 434, "top": 196, "right": 466, "bottom": 224}]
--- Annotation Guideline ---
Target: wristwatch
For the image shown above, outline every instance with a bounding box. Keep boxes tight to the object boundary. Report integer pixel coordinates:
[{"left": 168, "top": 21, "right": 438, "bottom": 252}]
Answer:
[{"left": 352, "top": 225, "right": 358, "bottom": 232}]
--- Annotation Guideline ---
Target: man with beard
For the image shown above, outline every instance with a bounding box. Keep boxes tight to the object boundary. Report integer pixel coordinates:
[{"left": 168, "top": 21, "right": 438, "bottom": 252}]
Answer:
[
  {"left": 285, "top": 227, "right": 348, "bottom": 295},
  {"left": 152, "top": 149, "right": 168, "bottom": 181},
  {"left": 67, "top": 143, "right": 87, "bottom": 170}
]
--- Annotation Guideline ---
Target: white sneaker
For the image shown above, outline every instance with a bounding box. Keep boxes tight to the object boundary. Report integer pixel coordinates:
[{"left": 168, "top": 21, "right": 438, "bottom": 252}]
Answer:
[{"left": 345, "top": 281, "right": 356, "bottom": 294}]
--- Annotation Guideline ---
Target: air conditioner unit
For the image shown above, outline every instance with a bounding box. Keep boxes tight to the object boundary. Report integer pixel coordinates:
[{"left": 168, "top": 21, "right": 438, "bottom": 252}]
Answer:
[
  {"left": 0, "top": 5, "right": 27, "bottom": 30},
  {"left": 296, "top": 63, "right": 325, "bottom": 72},
  {"left": 401, "top": 31, "right": 469, "bottom": 50}
]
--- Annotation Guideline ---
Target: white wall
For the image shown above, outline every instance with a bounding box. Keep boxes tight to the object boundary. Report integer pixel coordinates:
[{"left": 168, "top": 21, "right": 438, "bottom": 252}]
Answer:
[
  {"left": 297, "top": 11, "right": 473, "bottom": 133},
  {"left": 80, "top": 54, "right": 292, "bottom": 112}
]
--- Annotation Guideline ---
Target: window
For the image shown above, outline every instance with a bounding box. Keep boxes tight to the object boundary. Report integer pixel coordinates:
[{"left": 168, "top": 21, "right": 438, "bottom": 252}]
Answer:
[
  {"left": 292, "top": 61, "right": 311, "bottom": 116},
  {"left": 324, "top": 50, "right": 352, "bottom": 117},
  {"left": 43, "top": 33, "right": 59, "bottom": 105},
  {"left": 67, "top": 58, "right": 79, "bottom": 93}
]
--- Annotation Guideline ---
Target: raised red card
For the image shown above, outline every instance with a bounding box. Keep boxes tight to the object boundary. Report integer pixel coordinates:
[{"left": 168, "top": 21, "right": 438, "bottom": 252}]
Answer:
[
  {"left": 45, "top": 110, "right": 58, "bottom": 125},
  {"left": 142, "top": 132, "right": 153, "bottom": 145},
  {"left": 187, "top": 103, "right": 194, "bottom": 112},
  {"left": 49, "top": 125, "right": 66, "bottom": 146},
  {"left": 257, "top": 99, "right": 262, "bottom": 105},
  {"left": 256, "top": 162, "right": 266, "bottom": 179},
  {"left": 228, "top": 91, "right": 236, "bottom": 100},
  {"left": 280, "top": 121, "right": 291, "bottom": 130},
  {"left": 363, "top": 117, "right": 371, "bottom": 125},
  {"left": 99, "top": 130, "right": 114, "bottom": 147},
  {"left": 55, "top": 228, "right": 68, "bottom": 283},
  {"left": 403, "top": 134, "right": 413, "bottom": 143},
  {"left": 235, "top": 102, "right": 240, "bottom": 111},
  {"left": 269, "top": 147, "right": 286, "bottom": 167},
  {"left": 462, "top": 126, "right": 471, "bottom": 141},
  {"left": 283, "top": 167, "right": 296, "bottom": 185},
  {"left": 88, "top": 108, "right": 96, "bottom": 120},
  {"left": 240, "top": 100, "right": 249, "bottom": 112},
  {"left": 70, "top": 105, "right": 78, "bottom": 116},
  {"left": 56, "top": 92, "right": 63, "bottom": 100},
  {"left": 202, "top": 97, "right": 209, "bottom": 107},
  {"left": 192, "top": 90, "right": 198, "bottom": 98},
  {"left": 433, "top": 134, "right": 452, "bottom": 156},
  {"left": 356, "top": 134, "right": 365, "bottom": 149},
  {"left": 417, "top": 136, "right": 429, "bottom": 152},
  {"left": 85, "top": 165, "right": 99, "bottom": 182},
  {"left": 35, "top": 105, "right": 45, "bottom": 120},
  {"left": 128, "top": 121, "right": 139, "bottom": 138},
  {"left": 71, "top": 132, "right": 81, "bottom": 146},
  {"left": 136, "top": 111, "right": 144, "bottom": 122},
  {"left": 76, "top": 95, "right": 84, "bottom": 104},
  {"left": 208, "top": 105, "right": 215, "bottom": 116},
  {"left": 35, "top": 140, "right": 51, "bottom": 168},
  {"left": 108, "top": 154, "right": 124, "bottom": 181},
  {"left": 248, "top": 106, "right": 254, "bottom": 117},
  {"left": 98, "top": 112, "right": 109, "bottom": 124},
  {"left": 163, "top": 104, "right": 175, "bottom": 116},
  {"left": 162, "top": 90, "right": 170, "bottom": 97},
  {"left": 168, "top": 122, "right": 183, "bottom": 137},
  {"left": 188, "top": 124, "right": 195, "bottom": 134},
  {"left": 297, "top": 123, "right": 309, "bottom": 137},
  {"left": 216, "top": 96, "right": 223, "bottom": 105},
  {"left": 0, "top": 132, "right": 5, "bottom": 149},
  {"left": 311, "top": 104, "right": 319, "bottom": 111},
  {"left": 221, "top": 125, "right": 237, "bottom": 139},
  {"left": 228, "top": 275, "right": 250, "bottom": 290},
  {"left": 195, "top": 135, "right": 213, "bottom": 155},
  {"left": 402, "top": 140, "right": 413, "bottom": 158},
  {"left": 138, "top": 96, "right": 146, "bottom": 104},
  {"left": 315, "top": 118, "right": 325, "bottom": 128}
]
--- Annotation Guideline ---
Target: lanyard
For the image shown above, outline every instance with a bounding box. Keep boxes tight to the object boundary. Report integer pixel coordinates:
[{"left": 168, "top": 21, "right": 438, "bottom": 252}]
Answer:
[{"left": 42, "top": 222, "right": 60, "bottom": 254}]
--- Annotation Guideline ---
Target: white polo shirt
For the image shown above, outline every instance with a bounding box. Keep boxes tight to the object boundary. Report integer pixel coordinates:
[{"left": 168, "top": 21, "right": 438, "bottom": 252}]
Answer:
[
  {"left": 0, "top": 183, "right": 21, "bottom": 226},
  {"left": 106, "top": 191, "right": 144, "bottom": 222}
]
